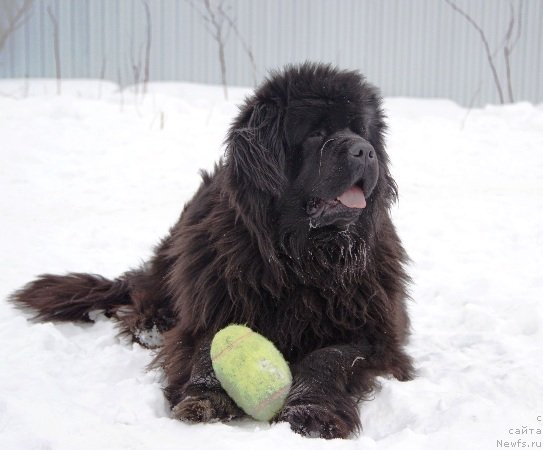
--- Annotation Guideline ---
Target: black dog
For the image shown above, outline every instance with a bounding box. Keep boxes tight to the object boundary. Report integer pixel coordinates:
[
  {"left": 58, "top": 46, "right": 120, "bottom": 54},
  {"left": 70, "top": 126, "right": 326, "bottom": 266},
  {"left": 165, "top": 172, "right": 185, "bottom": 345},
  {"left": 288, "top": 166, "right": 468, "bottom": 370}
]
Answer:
[{"left": 11, "top": 63, "right": 414, "bottom": 439}]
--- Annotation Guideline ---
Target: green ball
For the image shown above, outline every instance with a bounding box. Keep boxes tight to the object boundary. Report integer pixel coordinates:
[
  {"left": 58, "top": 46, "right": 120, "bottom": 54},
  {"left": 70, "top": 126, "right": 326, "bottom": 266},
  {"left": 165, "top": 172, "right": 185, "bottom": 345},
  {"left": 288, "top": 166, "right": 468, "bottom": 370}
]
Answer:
[{"left": 210, "top": 324, "right": 292, "bottom": 421}]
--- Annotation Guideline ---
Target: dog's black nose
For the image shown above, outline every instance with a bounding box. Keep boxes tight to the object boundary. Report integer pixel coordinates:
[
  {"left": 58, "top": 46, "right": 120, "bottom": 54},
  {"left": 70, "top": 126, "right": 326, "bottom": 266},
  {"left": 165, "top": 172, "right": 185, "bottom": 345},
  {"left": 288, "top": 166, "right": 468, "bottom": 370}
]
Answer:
[{"left": 348, "top": 141, "right": 375, "bottom": 160}]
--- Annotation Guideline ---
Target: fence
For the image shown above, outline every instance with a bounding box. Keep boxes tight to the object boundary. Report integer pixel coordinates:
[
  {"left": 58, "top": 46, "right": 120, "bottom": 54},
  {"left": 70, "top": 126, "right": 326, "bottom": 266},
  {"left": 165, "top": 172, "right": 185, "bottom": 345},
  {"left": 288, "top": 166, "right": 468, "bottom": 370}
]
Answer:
[{"left": 1, "top": 0, "right": 541, "bottom": 106}]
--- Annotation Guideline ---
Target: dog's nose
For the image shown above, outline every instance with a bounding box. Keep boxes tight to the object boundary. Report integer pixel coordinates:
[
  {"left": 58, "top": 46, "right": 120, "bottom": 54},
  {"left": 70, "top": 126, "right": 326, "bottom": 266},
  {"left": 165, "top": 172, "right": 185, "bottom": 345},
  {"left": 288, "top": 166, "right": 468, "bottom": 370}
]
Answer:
[{"left": 348, "top": 141, "right": 375, "bottom": 160}]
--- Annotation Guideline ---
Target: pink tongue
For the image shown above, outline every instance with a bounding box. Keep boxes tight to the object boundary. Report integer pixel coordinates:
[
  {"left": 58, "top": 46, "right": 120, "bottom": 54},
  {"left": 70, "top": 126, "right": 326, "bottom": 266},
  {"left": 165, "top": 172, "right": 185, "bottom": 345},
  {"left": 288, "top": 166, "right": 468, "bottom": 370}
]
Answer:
[{"left": 337, "top": 185, "right": 366, "bottom": 209}]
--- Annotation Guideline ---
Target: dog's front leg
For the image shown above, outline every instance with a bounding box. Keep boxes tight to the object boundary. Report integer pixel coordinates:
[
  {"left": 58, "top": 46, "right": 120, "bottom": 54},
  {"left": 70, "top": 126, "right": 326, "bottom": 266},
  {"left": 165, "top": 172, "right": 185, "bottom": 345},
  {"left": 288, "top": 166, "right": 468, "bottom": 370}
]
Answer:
[
  {"left": 168, "top": 338, "right": 244, "bottom": 423},
  {"left": 276, "top": 341, "right": 411, "bottom": 439}
]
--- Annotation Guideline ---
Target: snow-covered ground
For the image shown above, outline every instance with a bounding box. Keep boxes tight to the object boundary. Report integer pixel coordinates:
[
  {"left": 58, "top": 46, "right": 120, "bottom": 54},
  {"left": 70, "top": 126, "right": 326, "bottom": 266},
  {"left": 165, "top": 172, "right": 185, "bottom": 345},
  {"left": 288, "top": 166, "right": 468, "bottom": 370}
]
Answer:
[{"left": 1, "top": 79, "right": 542, "bottom": 450}]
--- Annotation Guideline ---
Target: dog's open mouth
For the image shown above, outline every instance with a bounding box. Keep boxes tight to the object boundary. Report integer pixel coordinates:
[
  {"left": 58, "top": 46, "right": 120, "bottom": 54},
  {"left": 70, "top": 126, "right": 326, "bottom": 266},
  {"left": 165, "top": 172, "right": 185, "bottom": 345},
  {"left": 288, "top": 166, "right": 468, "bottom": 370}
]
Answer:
[
  {"left": 336, "top": 184, "right": 366, "bottom": 209},
  {"left": 307, "top": 183, "right": 366, "bottom": 221}
]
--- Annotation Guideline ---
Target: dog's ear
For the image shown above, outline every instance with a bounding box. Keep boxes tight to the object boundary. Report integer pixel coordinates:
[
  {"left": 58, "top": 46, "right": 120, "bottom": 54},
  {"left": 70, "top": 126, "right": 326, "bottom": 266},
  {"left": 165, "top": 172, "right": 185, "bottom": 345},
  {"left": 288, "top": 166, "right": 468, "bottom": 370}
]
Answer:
[
  {"left": 226, "top": 102, "right": 287, "bottom": 197},
  {"left": 224, "top": 102, "right": 287, "bottom": 296}
]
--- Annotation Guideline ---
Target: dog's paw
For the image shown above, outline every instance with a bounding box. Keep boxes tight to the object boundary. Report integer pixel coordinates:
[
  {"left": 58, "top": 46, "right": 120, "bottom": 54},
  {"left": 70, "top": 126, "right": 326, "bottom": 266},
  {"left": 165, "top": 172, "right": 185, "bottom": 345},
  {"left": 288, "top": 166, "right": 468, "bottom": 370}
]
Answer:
[
  {"left": 172, "top": 391, "right": 243, "bottom": 423},
  {"left": 275, "top": 403, "right": 356, "bottom": 439}
]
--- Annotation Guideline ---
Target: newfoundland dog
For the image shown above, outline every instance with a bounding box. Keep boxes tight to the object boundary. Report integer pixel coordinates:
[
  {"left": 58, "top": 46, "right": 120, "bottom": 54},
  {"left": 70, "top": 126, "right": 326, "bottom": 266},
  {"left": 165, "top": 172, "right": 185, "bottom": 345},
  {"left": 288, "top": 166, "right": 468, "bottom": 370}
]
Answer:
[{"left": 11, "top": 63, "right": 414, "bottom": 439}]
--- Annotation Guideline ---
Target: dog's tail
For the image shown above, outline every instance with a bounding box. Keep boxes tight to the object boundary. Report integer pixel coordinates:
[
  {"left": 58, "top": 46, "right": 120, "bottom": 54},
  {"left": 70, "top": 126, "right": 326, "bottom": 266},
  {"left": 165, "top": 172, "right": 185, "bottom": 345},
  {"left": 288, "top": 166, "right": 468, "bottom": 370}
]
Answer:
[{"left": 9, "top": 273, "right": 131, "bottom": 323}]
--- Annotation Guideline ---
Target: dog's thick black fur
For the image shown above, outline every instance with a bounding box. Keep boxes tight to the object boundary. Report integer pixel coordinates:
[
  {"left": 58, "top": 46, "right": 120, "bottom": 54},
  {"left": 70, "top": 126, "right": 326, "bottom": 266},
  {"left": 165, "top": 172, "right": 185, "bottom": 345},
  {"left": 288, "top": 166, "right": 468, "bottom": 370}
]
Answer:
[{"left": 10, "top": 63, "right": 414, "bottom": 439}]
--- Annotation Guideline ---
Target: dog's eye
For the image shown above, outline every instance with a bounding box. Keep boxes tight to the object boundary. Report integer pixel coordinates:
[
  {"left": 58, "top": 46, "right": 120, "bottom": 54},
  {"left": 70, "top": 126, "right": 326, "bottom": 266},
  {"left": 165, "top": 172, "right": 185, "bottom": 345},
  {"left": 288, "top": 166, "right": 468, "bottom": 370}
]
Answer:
[{"left": 307, "top": 130, "right": 326, "bottom": 139}]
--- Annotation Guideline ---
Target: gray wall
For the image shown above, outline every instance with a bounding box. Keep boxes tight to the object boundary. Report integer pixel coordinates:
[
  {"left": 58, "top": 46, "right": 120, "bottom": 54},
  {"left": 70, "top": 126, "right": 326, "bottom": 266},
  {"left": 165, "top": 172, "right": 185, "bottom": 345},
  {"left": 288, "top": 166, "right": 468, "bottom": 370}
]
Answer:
[{"left": 1, "top": 0, "right": 541, "bottom": 106}]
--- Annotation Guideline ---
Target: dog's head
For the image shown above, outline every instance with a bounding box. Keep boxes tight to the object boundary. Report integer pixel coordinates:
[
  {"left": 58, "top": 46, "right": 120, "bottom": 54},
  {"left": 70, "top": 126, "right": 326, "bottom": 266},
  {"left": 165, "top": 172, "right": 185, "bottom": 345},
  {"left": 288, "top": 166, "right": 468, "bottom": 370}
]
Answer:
[{"left": 225, "top": 63, "right": 396, "bottom": 242}]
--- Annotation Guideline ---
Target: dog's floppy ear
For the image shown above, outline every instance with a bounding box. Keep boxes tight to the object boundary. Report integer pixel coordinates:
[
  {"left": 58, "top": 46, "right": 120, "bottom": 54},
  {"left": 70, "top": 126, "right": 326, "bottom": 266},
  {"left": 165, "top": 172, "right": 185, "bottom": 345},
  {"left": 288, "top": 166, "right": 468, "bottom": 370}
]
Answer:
[
  {"left": 224, "top": 101, "right": 288, "bottom": 296},
  {"left": 226, "top": 102, "right": 287, "bottom": 197}
]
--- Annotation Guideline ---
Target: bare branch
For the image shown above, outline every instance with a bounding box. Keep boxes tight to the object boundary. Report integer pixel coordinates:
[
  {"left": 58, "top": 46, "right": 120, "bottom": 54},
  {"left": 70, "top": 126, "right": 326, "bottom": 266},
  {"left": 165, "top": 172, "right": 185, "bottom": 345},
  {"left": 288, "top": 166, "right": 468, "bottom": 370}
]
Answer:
[
  {"left": 141, "top": 0, "right": 152, "bottom": 95},
  {"left": 129, "top": 34, "right": 143, "bottom": 96},
  {"left": 117, "top": 67, "right": 125, "bottom": 112},
  {"left": 47, "top": 6, "right": 61, "bottom": 95},
  {"left": 127, "top": 1, "right": 151, "bottom": 102},
  {"left": 503, "top": 2, "right": 515, "bottom": 102},
  {"left": 221, "top": 12, "right": 257, "bottom": 86},
  {"left": 218, "top": 2, "right": 232, "bottom": 43},
  {"left": 504, "top": 2, "right": 515, "bottom": 46},
  {"left": 186, "top": 0, "right": 209, "bottom": 24},
  {"left": 511, "top": 0, "right": 524, "bottom": 51},
  {"left": 460, "top": 82, "right": 483, "bottom": 129},
  {"left": 503, "top": 0, "right": 524, "bottom": 103},
  {"left": 503, "top": 46, "right": 514, "bottom": 103},
  {"left": 99, "top": 57, "right": 107, "bottom": 80},
  {"left": 445, "top": 0, "right": 505, "bottom": 104},
  {"left": 0, "top": 0, "right": 34, "bottom": 52},
  {"left": 187, "top": 0, "right": 230, "bottom": 99},
  {"left": 98, "top": 56, "right": 107, "bottom": 99}
]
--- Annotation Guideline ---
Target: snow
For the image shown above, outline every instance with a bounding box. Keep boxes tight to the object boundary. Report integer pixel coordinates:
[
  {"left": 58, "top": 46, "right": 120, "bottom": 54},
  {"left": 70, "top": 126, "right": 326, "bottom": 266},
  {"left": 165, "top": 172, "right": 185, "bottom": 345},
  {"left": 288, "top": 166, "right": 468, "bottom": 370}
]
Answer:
[{"left": 1, "top": 79, "right": 542, "bottom": 449}]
